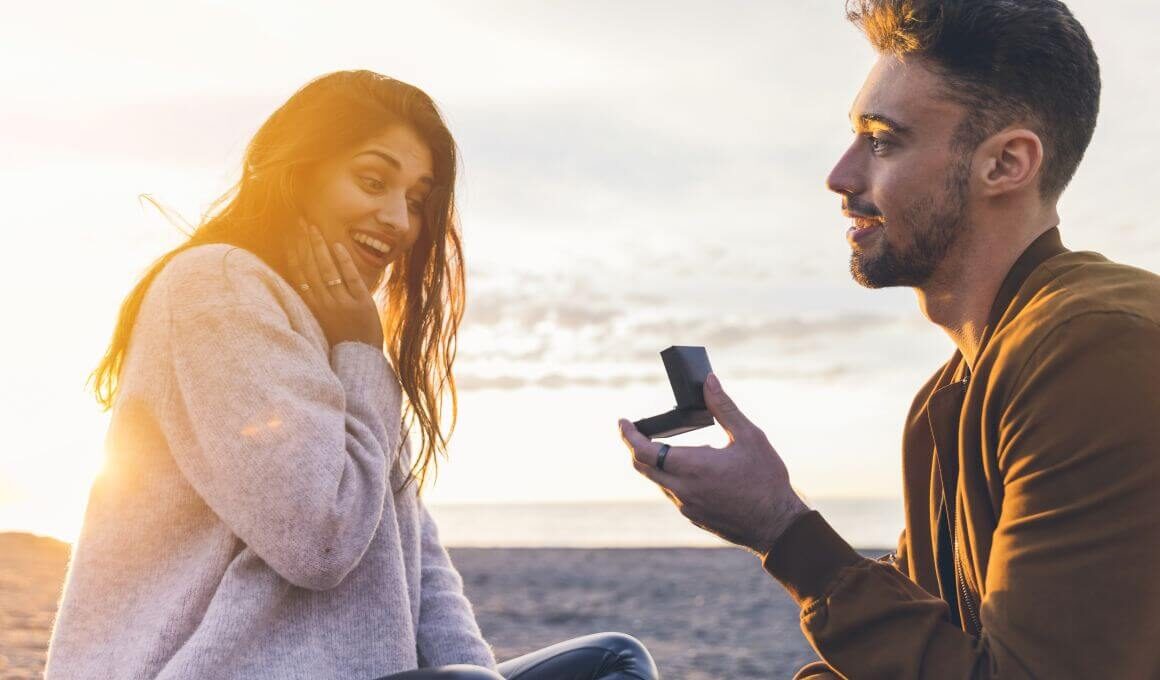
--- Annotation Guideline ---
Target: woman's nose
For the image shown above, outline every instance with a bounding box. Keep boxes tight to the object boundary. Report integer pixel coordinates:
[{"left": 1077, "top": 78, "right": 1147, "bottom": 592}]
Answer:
[{"left": 376, "top": 192, "right": 410, "bottom": 233}]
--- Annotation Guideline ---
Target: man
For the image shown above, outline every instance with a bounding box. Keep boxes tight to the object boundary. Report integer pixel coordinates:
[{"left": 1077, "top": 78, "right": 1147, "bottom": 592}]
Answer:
[{"left": 619, "top": 1, "right": 1160, "bottom": 678}]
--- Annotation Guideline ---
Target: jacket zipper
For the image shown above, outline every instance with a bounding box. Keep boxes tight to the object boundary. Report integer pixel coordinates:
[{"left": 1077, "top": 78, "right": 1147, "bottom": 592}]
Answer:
[
  {"left": 953, "top": 503, "right": 981, "bottom": 636},
  {"left": 952, "top": 373, "right": 982, "bottom": 636}
]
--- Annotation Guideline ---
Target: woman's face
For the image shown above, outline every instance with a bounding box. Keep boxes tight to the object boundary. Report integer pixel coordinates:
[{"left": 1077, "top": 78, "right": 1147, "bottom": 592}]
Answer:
[{"left": 301, "top": 124, "right": 434, "bottom": 291}]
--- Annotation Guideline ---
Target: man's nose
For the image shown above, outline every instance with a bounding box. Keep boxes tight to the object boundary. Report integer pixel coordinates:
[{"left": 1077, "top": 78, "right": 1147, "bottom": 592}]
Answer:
[{"left": 826, "top": 143, "right": 864, "bottom": 197}]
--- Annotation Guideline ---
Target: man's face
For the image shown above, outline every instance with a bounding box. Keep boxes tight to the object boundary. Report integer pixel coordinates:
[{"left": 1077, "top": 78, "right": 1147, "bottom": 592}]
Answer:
[{"left": 827, "top": 56, "right": 974, "bottom": 289}]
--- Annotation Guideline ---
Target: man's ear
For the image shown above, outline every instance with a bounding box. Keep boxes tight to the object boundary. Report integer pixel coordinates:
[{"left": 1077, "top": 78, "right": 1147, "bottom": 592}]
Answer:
[{"left": 973, "top": 127, "right": 1044, "bottom": 198}]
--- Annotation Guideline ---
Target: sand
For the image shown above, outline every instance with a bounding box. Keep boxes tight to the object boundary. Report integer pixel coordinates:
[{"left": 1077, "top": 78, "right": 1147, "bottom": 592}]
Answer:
[
  {"left": 0, "top": 534, "right": 66, "bottom": 680},
  {"left": 0, "top": 532, "right": 882, "bottom": 679}
]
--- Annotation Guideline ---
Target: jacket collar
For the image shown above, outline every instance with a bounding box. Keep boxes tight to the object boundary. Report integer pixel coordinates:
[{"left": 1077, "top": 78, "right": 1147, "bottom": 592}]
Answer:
[
  {"left": 976, "top": 227, "right": 1068, "bottom": 355},
  {"left": 929, "top": 227, "right": 1067, "bottom": 385},
  {"left": 926, "top": 226, "right": 1068, "bottom": 525}
]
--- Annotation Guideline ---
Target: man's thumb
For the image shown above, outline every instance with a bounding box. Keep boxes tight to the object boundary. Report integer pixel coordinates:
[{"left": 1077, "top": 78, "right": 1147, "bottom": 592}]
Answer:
[{"left": 704, "top": 373, "right": 753, "bottom": 436}]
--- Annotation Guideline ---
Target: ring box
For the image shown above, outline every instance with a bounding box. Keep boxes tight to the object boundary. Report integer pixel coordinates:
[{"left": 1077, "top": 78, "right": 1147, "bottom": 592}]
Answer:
[{"left": 633, "top": 346, "right": 717, "bottom": 438}]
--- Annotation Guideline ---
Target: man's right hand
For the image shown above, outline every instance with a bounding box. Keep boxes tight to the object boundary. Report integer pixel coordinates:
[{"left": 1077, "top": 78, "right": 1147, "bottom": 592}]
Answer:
[
  {"left": 620, "top": 373, "right": 810, "bottom": 557},
  {"left": 288, "top": 220, "right": 385, "bottom": 349}
]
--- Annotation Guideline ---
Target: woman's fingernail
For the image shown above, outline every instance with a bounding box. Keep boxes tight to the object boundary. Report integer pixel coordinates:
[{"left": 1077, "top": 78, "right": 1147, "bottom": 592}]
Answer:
[{"left": 707, "top": 373, "right": 722, "bottom": 393}]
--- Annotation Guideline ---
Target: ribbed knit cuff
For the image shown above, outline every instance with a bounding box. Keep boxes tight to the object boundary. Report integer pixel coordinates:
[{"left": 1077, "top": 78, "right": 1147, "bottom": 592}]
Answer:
[{"left": 761, "top": 511, "right": 863, "bottom": 606}]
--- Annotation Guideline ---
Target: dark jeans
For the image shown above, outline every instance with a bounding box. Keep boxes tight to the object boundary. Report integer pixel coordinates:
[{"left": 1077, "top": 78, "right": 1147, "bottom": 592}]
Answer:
[{"left": 374, "top": 632, "right": 659, "bottom": 680}]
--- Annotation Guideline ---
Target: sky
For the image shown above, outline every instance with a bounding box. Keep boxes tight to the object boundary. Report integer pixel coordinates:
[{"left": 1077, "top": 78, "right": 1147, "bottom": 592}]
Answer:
[{"left": 1, "top": 1, "right": 1158, "bottom": 542}]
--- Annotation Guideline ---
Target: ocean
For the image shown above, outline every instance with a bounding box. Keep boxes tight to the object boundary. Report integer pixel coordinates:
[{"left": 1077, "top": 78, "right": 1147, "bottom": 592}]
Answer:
[{"left": 427, "top": 497, "right": 902, "bottom": 551}]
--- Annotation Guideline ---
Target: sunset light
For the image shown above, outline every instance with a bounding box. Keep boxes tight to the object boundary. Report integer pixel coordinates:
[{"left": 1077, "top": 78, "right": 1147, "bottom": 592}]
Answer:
[
  {"left": 2, "top": 1, "right": 1157, "bottom": 546},
  {"left": 4, "top": 2, "right": 1159, "bottom": 679}
]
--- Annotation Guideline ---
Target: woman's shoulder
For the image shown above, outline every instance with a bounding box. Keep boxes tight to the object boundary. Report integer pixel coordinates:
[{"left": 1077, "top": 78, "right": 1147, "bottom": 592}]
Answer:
[
  {"left": 156, "top": 244, "right": 292, "bottom": 313},
  {"left": 160, "top": 243, "right": 276, "bottom": 286}
]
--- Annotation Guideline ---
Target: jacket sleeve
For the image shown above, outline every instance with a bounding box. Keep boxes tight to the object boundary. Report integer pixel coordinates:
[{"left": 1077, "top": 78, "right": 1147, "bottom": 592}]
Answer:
[
  {"left": 765, "top": 311, "right": 1160, "bottom": 679},
  {"left": 154, "top": 249, "right": 402, "bottom": 591},
  {"left": 415, "top": 503, "right": 496, "bottom": 669},
  {"left": 790, "top": 527, "right": 905, "bottom": 680}
]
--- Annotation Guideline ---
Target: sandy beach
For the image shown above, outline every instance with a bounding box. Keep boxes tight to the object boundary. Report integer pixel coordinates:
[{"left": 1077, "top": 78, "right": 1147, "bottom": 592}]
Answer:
[{"left": 0, "top": 532, "right": 885, "bottom": 679}]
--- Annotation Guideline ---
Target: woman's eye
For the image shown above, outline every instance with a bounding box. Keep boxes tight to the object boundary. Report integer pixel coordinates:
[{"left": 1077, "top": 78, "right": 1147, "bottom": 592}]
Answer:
[
  {"left": 360, "top": 176, "right": 385, "bottom": 192},
  {"left": 407, "top": 199, "right": 425, "bottom": 214}
]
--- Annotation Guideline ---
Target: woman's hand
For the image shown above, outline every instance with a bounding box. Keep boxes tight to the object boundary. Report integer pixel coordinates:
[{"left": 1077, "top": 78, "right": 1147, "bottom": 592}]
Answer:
[{"left": 288, "top": 220, "right": 385, "bottom": 349}]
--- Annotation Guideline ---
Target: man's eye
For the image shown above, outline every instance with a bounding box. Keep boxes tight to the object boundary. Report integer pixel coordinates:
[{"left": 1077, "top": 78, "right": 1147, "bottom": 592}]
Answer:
[
  {"left": 869, "top": 136, "right": 891, "bottom": 153},
  {"left": 360, "top": 176, "right": 385, "bottom": 192}
]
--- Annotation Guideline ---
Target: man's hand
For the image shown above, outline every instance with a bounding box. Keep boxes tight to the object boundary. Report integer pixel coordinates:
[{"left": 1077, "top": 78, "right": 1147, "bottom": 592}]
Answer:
[{"left": 619, "top": 373, "right": 810, "bottom": 556}]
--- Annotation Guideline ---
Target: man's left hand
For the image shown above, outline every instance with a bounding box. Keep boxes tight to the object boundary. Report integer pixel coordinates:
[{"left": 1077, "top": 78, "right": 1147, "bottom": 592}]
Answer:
[{"left": 619, "top": 373, "right": 811, "bottom": 556}]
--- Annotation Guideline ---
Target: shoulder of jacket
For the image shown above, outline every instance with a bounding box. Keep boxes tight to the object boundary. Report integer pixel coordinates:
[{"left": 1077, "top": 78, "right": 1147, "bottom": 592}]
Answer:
[
  {"left": 1011, "top": 255, "right": 1160, "bottom": 334},
  {"left": 986, "top": 259, "right": 1160, "bottom": 378}
]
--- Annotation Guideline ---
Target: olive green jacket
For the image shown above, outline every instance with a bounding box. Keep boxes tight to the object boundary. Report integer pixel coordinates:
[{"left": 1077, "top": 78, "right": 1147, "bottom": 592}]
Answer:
[{"left": 768, "top": 229, "right": 1160, "bottom": 679}]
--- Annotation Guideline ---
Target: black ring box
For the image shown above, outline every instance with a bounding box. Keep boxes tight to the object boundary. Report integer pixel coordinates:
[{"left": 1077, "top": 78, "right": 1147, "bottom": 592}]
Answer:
[{"left": 633, "top": 346, "right": 716, "bottom": 438}]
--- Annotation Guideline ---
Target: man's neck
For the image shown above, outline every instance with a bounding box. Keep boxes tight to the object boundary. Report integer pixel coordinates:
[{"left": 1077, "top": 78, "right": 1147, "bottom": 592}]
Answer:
[{"left": 915, "top": 210, "right": 1059, "bottom": 366}]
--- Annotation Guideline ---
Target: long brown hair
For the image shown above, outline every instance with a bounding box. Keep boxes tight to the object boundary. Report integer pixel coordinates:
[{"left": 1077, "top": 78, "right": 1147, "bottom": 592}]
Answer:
[{"left": 91, "top": 70, "right": 465, "bottom": 491}]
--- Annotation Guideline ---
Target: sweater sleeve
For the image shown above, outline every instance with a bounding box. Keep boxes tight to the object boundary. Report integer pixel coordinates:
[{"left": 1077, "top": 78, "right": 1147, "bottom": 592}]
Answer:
[
  {"left": 765, "top": 311, "right": 1160, "bottom": 679},
  {"left": 153, "top": 248, "right": 401, "bottom": 591},
  {"left": 415, "top": 503, "right": 495, "bottom": 669}
]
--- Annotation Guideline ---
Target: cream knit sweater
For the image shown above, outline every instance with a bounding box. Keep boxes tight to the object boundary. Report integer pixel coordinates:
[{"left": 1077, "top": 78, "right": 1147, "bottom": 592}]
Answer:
[{"left": 45, "top": 244, "right": 494, "bottom": 679}]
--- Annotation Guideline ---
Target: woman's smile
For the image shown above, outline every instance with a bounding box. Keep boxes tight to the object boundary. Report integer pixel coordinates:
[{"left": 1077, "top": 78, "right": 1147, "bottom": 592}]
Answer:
[{"left": 348, "top": 228, "right": 397, "bottom": 268}]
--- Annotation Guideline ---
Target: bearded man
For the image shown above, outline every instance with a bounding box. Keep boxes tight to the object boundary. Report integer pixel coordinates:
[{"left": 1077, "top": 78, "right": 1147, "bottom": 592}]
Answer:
[{"left": 620, "top": 1, "right": 1160, "bottom": 677}]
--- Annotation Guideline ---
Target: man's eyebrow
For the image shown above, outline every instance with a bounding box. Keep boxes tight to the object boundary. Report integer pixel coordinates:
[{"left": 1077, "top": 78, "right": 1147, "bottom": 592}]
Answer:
[
  {"left": 850, "top": 112, "right": 913, "bottom": 136},
  {"left": 354, "top": 149, "right": 434, "bottom": 186}
]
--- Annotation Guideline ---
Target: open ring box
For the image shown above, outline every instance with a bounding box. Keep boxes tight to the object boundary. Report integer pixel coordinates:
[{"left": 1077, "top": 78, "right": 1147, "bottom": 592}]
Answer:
[{"left": 633, "top": 346, "right": 716, "bottom": 438}]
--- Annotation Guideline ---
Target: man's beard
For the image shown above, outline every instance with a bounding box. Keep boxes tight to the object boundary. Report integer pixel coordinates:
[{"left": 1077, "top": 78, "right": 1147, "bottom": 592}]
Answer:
[{"left": 850, "top": 160, "right": 970, "bottom": 289}]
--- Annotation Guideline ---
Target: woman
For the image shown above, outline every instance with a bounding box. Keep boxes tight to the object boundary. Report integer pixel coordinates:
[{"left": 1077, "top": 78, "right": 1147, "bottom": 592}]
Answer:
[{"left": 46, "top": 70, "right": 658, "bottom": 680}]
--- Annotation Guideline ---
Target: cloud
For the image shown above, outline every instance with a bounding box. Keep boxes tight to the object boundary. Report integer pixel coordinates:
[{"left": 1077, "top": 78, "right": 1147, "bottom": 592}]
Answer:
[
  {"left": 735, "top": 363, "right": 859, "bottom": 382},
  {"left": 630, "top": 312, "right": 898, "bottom": 350},
  {"left": 455, "top": 278, "right": 898, "bottom": 392},
  {"left": 454, "top": 358, "right": 858, "bottom": 392},
  {"left": 456, "top": 371, "right": 660, "bottom": 391},
  {"left": 2, "top": 94, "right": 274, "bottom": 168},
  {"left": 454, "top": 374, "right": 529, "bottom": 391},
  {"left": 455, "top": 255, "right": 919, "bottom": 394},
  {"left": 464, "top": 280, "right": 626, "bottom": 330}
]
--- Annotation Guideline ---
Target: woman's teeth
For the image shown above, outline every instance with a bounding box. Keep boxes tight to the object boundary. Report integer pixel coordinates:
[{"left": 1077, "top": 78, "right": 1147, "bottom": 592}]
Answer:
[{"left": 351, "top": 232, "right": 391, "bottom": 256}]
